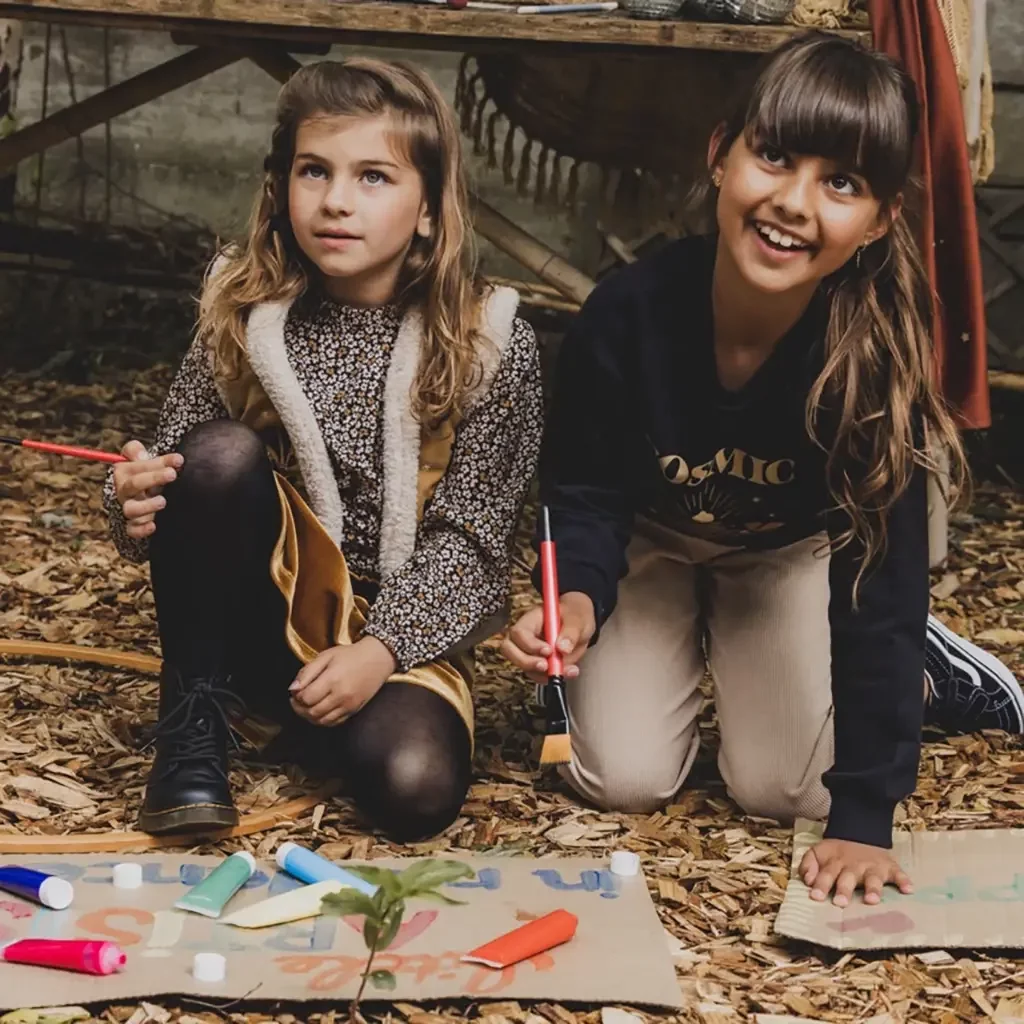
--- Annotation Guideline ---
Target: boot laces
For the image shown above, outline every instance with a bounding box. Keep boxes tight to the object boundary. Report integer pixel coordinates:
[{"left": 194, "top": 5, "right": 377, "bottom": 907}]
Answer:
[{"left": 145, "top": 677, "right": 242, "bottom": 779}]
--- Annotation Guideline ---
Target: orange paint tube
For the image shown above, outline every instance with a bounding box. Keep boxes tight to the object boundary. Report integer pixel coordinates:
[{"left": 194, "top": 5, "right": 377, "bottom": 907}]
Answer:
[{"left": 460, "top": 909, "right": 578, "bottom": 969}]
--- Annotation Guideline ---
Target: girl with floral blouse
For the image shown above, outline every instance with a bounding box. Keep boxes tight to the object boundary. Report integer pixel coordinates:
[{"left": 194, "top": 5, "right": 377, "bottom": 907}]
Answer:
[{"left": 105, "top": 58, "right": 543, "bottom": 841}]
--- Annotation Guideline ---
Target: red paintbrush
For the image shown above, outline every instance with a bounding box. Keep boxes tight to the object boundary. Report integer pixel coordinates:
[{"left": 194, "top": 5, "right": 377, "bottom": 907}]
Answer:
[
  {"left": 0, "top": 435, "right": 126, "bottom": 465},
  {"left": 538, "top": 504, "right": 571, "bottom": 766}
]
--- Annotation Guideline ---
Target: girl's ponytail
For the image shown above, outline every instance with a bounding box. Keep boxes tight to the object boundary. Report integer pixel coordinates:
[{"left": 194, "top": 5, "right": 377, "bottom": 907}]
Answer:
[{"left": 807, "top": 203, "right": 968, "bottom": 595}]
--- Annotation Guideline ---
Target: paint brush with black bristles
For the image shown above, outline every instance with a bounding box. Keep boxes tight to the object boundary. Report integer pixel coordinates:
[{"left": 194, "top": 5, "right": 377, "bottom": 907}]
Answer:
[{"left": 539, "top": 505, "right": 571, "bottom": 766}]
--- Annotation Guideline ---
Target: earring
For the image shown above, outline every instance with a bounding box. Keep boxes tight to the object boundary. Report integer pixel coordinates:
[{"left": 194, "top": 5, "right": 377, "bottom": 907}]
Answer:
[
  {"left": 712, "top": 172, "right": 723, "bottom": 188},
  {"left": 856, "top": 245, "right": 865, "bottom": 268}
]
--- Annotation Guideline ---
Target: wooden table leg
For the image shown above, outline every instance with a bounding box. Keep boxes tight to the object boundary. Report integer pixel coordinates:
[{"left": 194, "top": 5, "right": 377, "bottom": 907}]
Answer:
[{"left": 0, "top": 45, "right": 248, "bottom": 173}]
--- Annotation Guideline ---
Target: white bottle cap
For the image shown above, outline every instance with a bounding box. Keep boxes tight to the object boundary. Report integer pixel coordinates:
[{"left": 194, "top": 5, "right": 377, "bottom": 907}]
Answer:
[
  {"left": 609, "top": 850, "right": 640, "bottom": 877},
  {"left": 38, "top": 876, "right": 74, "bottom": 910},
  {"left": 231, "top": 851, "right": 257, "bottom": 872},
  {"left": 275, "top": 841, "right": 298, "bottom": 870},
  {"left": 193, "top": 952, "right": 226, "bottom": 983},
  {"left": 113, "top": 863, "right": 143, "bottom": 890}
]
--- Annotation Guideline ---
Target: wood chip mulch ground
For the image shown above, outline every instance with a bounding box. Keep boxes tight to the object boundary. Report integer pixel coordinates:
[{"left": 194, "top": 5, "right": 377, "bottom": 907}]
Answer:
[{"left": 1, "top": 345, "right": 1023, "bottom": 1024}]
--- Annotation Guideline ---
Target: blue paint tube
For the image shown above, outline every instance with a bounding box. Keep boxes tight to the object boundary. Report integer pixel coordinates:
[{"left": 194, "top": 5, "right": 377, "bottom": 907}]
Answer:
[
  {"left": 0, "top": 866, "right": 74, "bottom": 910},
  {"left": 275, "top": 842, "right": 377, "bottom": 895}
]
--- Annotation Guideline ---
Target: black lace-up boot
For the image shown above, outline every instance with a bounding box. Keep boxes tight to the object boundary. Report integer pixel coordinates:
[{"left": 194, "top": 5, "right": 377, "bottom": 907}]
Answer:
[{"left": 137, "top": 666, "right": 241, "bottom": 834}]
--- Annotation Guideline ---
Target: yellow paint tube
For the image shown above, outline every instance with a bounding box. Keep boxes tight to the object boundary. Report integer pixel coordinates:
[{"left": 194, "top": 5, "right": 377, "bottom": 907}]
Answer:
[{"left": 219, "top": 880, "right": 344, "bottom": 929}]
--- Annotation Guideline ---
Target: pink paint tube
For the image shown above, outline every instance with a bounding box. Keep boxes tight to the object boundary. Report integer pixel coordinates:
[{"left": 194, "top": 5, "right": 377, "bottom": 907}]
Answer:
[{"left": 0, "top": 939, "right": 126, "bottom": 975}]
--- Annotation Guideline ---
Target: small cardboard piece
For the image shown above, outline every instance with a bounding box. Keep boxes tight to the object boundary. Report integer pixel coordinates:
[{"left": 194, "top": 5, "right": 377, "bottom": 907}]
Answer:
[
  {"left": 0, "top": 854, "right": 682, "bottom": 1009},
  {"left": 775, "top": 818, "right": 1024, "bottom": 951}
]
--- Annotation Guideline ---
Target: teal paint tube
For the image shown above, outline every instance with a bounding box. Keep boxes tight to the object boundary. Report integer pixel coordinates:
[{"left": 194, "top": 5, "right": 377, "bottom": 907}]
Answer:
[{"left": 174, "top": 851, "right": 256, "bottom": 919}]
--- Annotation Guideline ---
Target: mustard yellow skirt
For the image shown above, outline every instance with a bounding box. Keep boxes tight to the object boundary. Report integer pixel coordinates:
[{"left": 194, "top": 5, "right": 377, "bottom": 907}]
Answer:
[{"left": 265, "top": 474, "right": 474, "bottom": 744}]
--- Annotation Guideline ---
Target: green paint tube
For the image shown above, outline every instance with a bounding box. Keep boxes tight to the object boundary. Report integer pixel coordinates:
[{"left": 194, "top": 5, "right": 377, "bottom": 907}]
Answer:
[{"left": 174, "top": 851, "right": 256, "bottom": 919}]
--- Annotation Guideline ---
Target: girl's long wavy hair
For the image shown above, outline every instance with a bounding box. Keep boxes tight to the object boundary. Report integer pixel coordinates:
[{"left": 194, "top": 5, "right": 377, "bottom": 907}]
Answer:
[
  {"left": 707, "top": 31, "right": 968, "bottom": 583},
  {"left": 198, "top": 58, "right": 484, "bottom": 427}
]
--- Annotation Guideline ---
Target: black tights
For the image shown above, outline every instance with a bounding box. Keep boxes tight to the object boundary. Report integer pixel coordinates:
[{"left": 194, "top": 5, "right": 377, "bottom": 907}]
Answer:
[{"left": 150, "top": 420, "right": 472, "bottom": 842}]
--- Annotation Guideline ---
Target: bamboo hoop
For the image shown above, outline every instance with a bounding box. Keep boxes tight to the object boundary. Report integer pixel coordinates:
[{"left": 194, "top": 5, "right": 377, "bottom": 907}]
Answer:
[
  {"left": 0, "top": 639, "right": 161, "bottom": 673},
  {"left": 0, "top": 640, "right": 342, "bottom": 853},
  {"left": 0, "top": 787, "right": 339, "bottom": 854}
]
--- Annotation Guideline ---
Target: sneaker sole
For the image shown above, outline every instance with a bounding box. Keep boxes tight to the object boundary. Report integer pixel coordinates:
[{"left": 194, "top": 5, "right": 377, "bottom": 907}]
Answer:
[
  {"left": 928, "top": 615, "right": 1024, "bottom": 731},
  {"left": 137, "top": 803, "right": 239, "bottom": 835}
]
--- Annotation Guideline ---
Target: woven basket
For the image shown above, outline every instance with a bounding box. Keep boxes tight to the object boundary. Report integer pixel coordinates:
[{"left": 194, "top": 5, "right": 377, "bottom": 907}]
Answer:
[
  {"left": 684, "top": 0, "right": 795, "bottom": 23},
  {"left": 455, "top": 50, "right": 758, "bottom": 221},
  {"left": 622, "top": 0, "right": 685, "bottom": 19}
]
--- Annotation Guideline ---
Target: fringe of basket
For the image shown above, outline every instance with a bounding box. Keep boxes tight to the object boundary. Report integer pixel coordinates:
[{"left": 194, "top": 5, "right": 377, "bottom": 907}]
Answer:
[
  {"left": 455, "top": 56, "right": 585, "bottom": 210},
  {"left": 455, "top": 56, "right": 698, "bottom": 226}
]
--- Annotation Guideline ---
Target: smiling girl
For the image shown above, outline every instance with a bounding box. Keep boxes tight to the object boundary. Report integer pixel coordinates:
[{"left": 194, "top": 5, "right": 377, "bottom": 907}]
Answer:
[
  {"left": 103, "top": 59, "right": 543, "bottom": 841},
  {"left": 504, "top": 33, "right": 1023, "bottom": 903}
]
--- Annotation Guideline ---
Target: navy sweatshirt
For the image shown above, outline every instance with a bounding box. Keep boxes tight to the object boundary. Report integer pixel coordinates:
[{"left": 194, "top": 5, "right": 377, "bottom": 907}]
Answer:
[{"left": 536, "top": 235, "right": 928, "bottom": 849}]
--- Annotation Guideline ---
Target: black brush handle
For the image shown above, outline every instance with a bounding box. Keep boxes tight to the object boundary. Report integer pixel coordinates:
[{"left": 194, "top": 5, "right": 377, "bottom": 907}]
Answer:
[{"left": 544, "top": 674, "right": 569, "bottom": 734}]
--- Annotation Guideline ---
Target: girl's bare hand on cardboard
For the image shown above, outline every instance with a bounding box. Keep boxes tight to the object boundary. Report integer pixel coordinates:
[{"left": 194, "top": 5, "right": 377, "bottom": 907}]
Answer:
[
  {"left": 502, "top": 591, "right": 596, "bottom": 683},
  {"left": 289, "top": 636, "right": 398, "bottom": 726},
  {"left": 113, "top": 440, "right": 184, "bottom": 539},
  {"left": 800, "top": 838, "right": 913, "bottom": 907}
]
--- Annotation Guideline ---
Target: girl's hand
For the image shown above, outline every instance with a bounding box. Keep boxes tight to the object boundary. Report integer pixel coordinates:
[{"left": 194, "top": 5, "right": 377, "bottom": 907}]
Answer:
[
  {"left": 502, "top": 591, "right": 596, "bottom": 683},
  {"left": 800, "top": 838, "right": 913, "bottom": 907},
  {"left": 112, "top": 440, "right": 184, "bottom": 539},
  {"left": 289, "top": 636, "right": 397, "bottom": 726}
]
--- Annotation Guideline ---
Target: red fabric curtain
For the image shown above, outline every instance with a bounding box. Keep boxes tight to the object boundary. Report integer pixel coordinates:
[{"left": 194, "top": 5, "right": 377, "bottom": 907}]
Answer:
[{"left": 869, "top": 0, "right": 990, "bottom": 429}]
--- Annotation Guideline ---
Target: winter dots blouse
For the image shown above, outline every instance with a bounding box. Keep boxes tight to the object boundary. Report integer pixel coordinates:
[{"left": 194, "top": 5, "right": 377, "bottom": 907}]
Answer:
[{"left": 103, "top": 298, "right": 544, "bottom": 671}]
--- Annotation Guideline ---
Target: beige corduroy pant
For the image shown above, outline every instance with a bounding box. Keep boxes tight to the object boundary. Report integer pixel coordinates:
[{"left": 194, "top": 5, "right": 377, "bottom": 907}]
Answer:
[{"left": 561, "top": 518, "right": 835, "bottom": 824}]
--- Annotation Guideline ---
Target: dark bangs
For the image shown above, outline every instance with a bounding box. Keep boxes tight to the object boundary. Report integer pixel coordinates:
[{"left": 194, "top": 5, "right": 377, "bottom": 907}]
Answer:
[{"left": 739, "top": 34, "right": 918, "bottom": 203}]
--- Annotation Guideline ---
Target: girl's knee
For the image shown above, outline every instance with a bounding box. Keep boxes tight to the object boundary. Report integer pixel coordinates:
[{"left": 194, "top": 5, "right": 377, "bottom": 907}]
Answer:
[
  {"left": 357, "top": 743, "right": 470, "bottom": 841},
  {"left": 176, "top": 421, "right": 267, "bottom": 492},
  {"left": 727, "top": 772, "right": 830, "bottom": 825},
  {"left": 564, "top": 725, "right": 697, "bottom": 814},
  {"left": 562, "top": 752, "right": 684, "bottom": 815}
]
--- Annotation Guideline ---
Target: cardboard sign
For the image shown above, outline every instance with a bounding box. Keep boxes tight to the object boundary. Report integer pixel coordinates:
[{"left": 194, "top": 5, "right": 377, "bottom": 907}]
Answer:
[
  {"left": 0, "top": 854, "right": 682, "bottom": 1009},
  {"left": 775, "top": 819, "right": 1024, "bottom": 951}
]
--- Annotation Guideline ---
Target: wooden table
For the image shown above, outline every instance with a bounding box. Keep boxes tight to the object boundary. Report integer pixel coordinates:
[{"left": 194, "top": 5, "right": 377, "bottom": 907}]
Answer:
[
  {"left": 0, "top": 0, "right": 868, "bottom": 301},
  {"left": 0, "top": 0, "right": 868, "bottom": 57}
]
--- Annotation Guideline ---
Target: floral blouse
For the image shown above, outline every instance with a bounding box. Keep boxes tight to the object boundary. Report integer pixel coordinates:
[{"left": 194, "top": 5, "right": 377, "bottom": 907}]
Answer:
[{"left": 102, "top": 298, "right": 544, "bottom": 670}]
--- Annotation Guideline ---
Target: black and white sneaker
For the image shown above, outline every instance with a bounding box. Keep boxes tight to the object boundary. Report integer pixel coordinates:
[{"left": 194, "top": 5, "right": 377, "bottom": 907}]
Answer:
[{"left": 924, "top": 615, "right": 1024, "bottom": 734}]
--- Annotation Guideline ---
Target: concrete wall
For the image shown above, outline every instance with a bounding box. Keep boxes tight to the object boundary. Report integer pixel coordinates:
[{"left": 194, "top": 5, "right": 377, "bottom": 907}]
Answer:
[
  {"left": 10, "top": 25, "right": 597, "bottom": 277},
  {"left": 990, "top": 0, "right": 1024, "bottom": 180},
  {"left": 6, "top": 6, "right": 1024, "bottom": 267}
]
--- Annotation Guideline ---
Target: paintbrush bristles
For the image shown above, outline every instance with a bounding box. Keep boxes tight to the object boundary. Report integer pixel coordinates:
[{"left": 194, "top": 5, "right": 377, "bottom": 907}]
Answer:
[
  {"left": 539, "top": 730, "right": 572, "bottom": 766},
  {"left": 540, "top": 672, "right": 570, "bottom": 765}
]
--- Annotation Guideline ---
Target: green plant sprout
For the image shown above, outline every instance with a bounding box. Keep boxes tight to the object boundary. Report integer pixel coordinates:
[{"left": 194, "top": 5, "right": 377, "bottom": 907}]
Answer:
[{"left": 321, "top": 859, "right": 475, "bottom": 1020}]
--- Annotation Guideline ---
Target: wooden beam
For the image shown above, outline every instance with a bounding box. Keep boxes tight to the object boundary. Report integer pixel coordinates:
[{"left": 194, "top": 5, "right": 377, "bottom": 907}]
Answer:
[
  {"left": 473, "top": 199, "right": 595, "bottom": 304},
  {"left": 169, "top": 29, "right": 329, "bottom": 54},
  {"left": 247, "top": 46, "right": 303, "bottom": 85},
  {"left": 983, "top": 175, "right": 1024, "bottom": 190},
  {"left": 977, "top": 216, "right": 1024, "bottom": 286},
  {"left": 984, "top": 277, "right": 1016, "bottom": 305},
  {"left": 0, "top": 45, "right": 243, "bottom": 173},
  {"left": 990, "top": 370, "right": 1024, "bottom": 394},
  {"left": 988, "top": 195, "right": 1024, "bottom": 231},
  {"left": 0, "top": 0, "right": 870, "bottom": 55}
]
